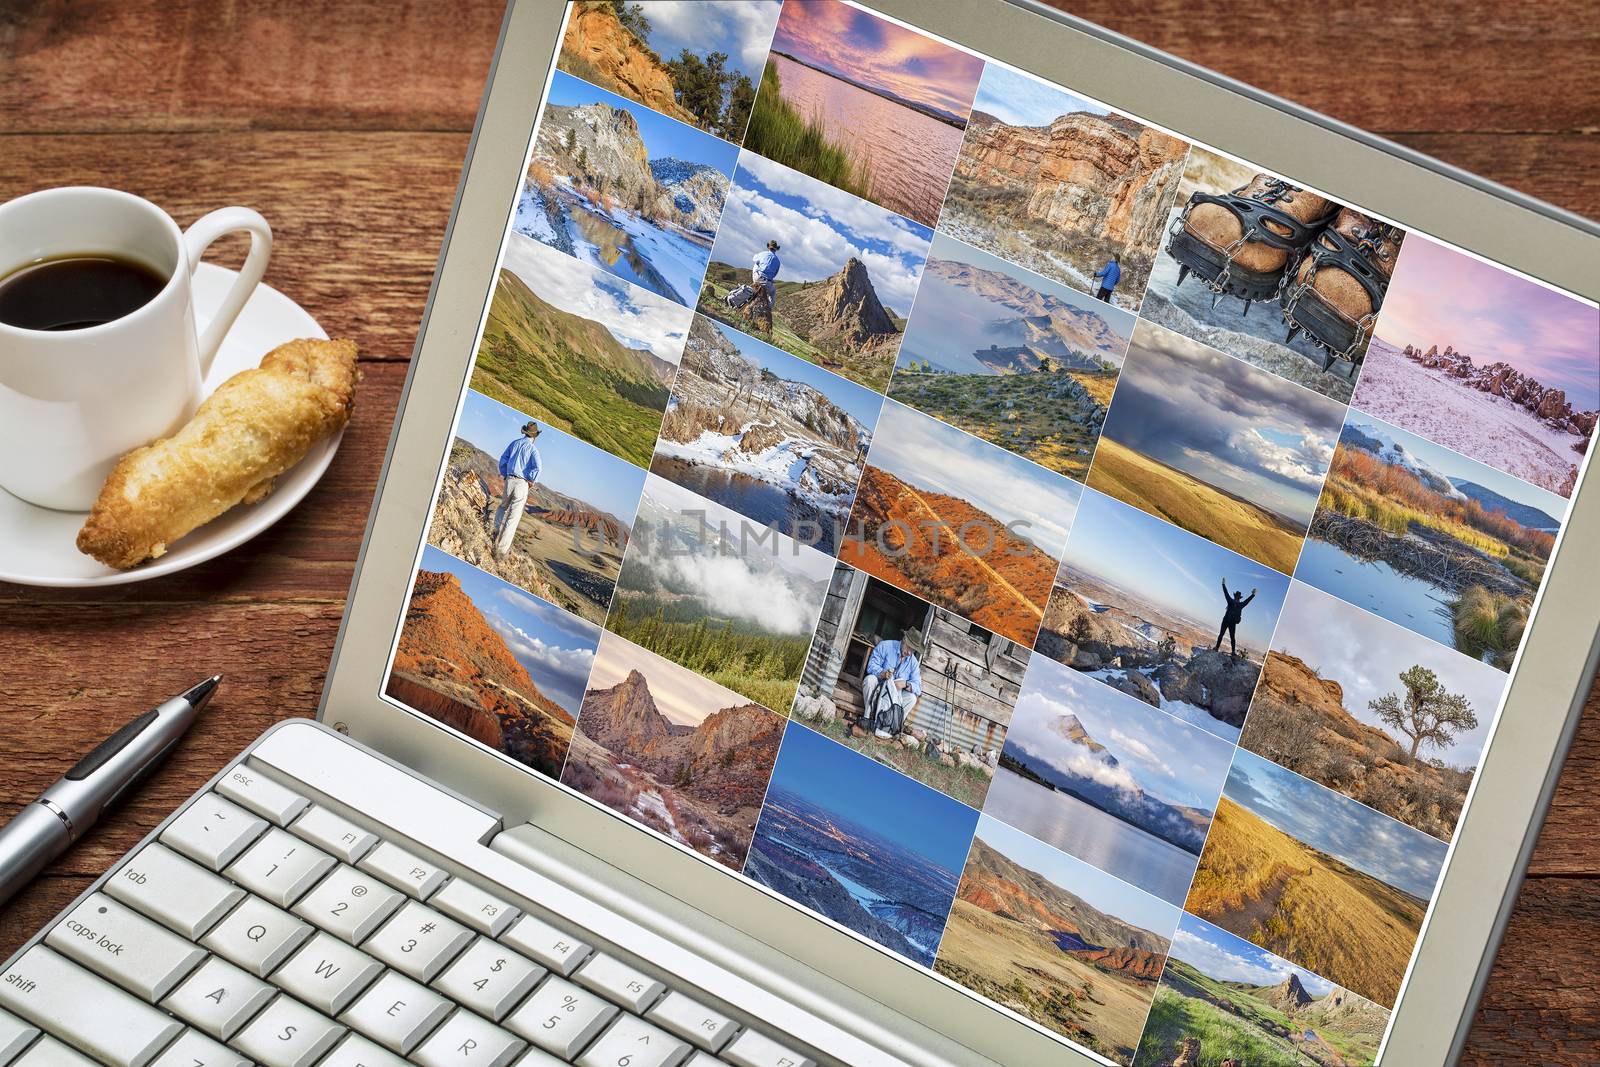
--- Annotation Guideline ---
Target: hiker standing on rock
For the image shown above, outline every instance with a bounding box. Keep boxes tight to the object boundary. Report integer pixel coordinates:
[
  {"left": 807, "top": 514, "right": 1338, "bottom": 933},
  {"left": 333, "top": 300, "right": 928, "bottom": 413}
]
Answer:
[
  {"left": 492, "top": 420, "right": 542, "bottom": 559},
  {"left": 1213, "top": 578, "right": 1256, "bottom": 658},
  {"left": 1093, "top": 252, "right": 1122, "bottom": 302},
  {"left": 750, "top": 240, "right": 781, "bottom": 332},
  {"left": 860, "top": 629, "right": 923, "bottom": 740}
]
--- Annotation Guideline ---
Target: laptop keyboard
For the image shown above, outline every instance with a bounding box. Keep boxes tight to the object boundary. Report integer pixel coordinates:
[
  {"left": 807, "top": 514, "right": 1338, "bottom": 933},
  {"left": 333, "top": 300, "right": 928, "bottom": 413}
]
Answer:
[{"left": 0, "top": 763, "right": 816, "bottom": 1067}]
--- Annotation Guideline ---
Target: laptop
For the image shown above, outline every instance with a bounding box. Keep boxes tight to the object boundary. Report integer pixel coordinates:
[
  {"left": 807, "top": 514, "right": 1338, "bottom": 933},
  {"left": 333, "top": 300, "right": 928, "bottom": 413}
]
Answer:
[{"left": 5, "top": 3, "right": 1598, "bottom": 1066}]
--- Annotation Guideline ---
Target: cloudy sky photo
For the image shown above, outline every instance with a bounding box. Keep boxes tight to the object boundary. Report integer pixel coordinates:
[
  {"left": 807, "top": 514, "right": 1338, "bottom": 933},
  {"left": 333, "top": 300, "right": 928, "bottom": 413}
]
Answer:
[
  {"left": 1225, "top": 749, "right": 1449, "bottom": 900},
  {"left": 586, "top": 630, "right": 766, "bottom": 729},
  {"left": 1102, "top": 320, "right": 1346, "bottom": 527},
  {"left": 502, "top": 233, "right": 692, "bottom": 365},
  {"left": 639, "top": 0, "right": 783, "bottom": 85},
  {"left": 1168, "top": 912, "right": 1356, "bottom": 1000},
  {"left": 710, "top": 152, "right": 934, "bottom": 318},
  {"left": 970, "top": 62, "right": 1110, "bottom": 128}
]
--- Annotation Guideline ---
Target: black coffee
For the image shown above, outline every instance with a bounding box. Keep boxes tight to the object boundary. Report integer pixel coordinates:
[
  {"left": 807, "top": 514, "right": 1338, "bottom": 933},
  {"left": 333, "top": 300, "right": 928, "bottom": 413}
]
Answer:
[{"left": 0, "top": 254, "right": 168, "bottom": 331}]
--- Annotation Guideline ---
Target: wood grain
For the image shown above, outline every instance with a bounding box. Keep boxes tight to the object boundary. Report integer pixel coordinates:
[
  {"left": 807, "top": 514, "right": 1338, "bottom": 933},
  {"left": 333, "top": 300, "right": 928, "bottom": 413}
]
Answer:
[{"left": 0, "top": 2, "right": 1595, "bottom": 1063}]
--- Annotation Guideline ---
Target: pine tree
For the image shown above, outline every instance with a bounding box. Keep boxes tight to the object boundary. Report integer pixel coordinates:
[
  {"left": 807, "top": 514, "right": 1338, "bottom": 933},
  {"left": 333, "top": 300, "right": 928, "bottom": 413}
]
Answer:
[{"left": 1369, "top": 664, "right": 1479, "bottom": 760}]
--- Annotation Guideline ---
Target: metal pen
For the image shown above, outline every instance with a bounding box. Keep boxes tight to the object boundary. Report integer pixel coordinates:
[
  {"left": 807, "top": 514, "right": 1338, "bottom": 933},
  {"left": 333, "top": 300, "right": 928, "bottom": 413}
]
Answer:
[{"left": 0, "top": 675, "right": 221, "bottom": 906}]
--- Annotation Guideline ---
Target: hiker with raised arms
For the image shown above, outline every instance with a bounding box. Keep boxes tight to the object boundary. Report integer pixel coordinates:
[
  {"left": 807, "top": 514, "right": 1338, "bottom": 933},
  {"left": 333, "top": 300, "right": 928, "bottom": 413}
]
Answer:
[{"left": 1213, "top": 578, "right": 1256, "bottom": 658}]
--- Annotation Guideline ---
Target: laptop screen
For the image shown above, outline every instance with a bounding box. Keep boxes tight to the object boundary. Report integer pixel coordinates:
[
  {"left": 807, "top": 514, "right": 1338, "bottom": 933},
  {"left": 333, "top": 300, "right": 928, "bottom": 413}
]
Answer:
[{"left": 381, "top": 2, "right": 1599, "bottom": 1063}]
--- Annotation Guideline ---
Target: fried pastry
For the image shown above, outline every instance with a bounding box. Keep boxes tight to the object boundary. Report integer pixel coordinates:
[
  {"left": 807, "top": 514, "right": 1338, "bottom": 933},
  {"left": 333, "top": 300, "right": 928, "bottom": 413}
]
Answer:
[{"left": 77, "top": 337, "right": 358, "bottom": 569}]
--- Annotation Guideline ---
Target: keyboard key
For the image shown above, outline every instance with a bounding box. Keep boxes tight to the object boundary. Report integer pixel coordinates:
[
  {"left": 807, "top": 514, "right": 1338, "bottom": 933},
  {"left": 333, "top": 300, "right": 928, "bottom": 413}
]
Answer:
[
  {"left": 645, "top": 992, "right": 739, "bottom": 1053},
  {"left": 227, "top": 828, "right": 336, "bottom": 907},
  {"left": 231, "top": 995, "right": 344, "bottom": 1067},
  {"left": 682, "top": 1054, "right": 723, "bottom": 1067},
  {"left": 504, "top": 976, "right": 616, "bottom": 1060},
  {"left": 432, "top": 938, "right": 544, "bottom": 1021},
  {"left": 317, "top": 1033, "right": 408, "bottom": 1067},
  {"left": 0, "top": 946, "right": 184, "bottom": 1067},
  {"left": 576, "top": 1014, "right": 689, "bottom": 1067},
  {"left": 45, "top": 893, "right": 205, "bottom": 1002},
  {"left": 289, "top": 806, "right": 376, "bottom": 863},
  {"left": 271, "top": 932, "right": 383, "bottom": 1015},
  {"left": 105, "top": 844, "right": 245, "bottom": 939},
  {"left": 363, "top": 901, "right": 473, "bottom": 982},
  {"left": 291, "top": 865, "right": 402, "bottom": 943},
  {"left": 501, "top": 915, "right": 591, "bottom": 977},
  {"left": 721, "top": 1029, "right": 816, "bottom": 1067},
  {"left": 146, "top": 1029, "right": 249, "bottom": 1067},
  {"left": 431, "top": 879, "right": 518, "bottom": 937},
  {"left": 160, "top": 794, "right": 265, "bottom": 871},
  {"left": 338, "top": 970, "right": 451, "bottom": 1055},
  {"left": 412, "top": 1010, "right": 524, "bottom": 1067},
  {"left": 0, "top": 1012, "right": 39, "bottom": 1067},
  {"left": 511, "top": 1051, "right": 566, "bottom": 1067},
  {"left": 574, "top": 954, "right": 665, "bottom": 1014},
  {"left": 161, "top": 956, "right": 274, "bottom": 1039},
  {"left": 199, "top": 895, "right": 312, "bottom": 977},
  {"left": 357, "top": 842, "right": 447, "bottom": 900},
  {"left": 12, "top": 1035, "right": 96, "bottom": 1067},
  {"left": 214, "top": 764, "right": 309, "bottom": 826}
]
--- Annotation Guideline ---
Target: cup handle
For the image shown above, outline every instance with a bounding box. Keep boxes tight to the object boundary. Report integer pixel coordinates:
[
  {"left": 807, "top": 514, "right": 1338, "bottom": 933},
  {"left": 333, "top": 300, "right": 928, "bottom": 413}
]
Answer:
[{"left": 182, "top": 207, "right": 273, "bottom": 378}]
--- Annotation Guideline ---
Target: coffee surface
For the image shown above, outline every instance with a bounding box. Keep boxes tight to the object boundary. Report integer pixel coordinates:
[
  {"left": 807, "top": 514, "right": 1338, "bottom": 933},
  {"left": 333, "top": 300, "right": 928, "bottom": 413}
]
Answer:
[{"left": 0, "top": 254, "right": 168, "bottom": 331}]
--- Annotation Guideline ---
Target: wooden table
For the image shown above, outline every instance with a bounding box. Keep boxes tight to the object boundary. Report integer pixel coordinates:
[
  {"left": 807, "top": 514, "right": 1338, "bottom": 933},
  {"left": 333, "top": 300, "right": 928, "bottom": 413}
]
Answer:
[{"left": 2, "top": 2, "right": 1595, "bottom": 1061}]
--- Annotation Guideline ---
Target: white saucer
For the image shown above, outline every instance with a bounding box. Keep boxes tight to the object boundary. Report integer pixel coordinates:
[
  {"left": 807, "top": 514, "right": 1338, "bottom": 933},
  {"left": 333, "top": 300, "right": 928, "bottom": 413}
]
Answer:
[{"left": 0, "top": 262, "right": 345, "bottom": 587}]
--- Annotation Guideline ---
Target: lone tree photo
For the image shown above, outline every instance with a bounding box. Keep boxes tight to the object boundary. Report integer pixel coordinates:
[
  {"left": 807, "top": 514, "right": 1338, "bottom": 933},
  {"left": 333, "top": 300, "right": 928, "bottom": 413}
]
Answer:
[{"left": 1369, "top": 664, "right": 1479, "bottom": 760}]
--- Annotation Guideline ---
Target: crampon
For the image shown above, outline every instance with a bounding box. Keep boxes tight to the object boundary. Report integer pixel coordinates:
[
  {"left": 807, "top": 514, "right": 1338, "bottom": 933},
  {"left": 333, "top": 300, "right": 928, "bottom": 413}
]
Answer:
[{"left": 1281, "top": 208, "right": 1404, "bottom": 376}]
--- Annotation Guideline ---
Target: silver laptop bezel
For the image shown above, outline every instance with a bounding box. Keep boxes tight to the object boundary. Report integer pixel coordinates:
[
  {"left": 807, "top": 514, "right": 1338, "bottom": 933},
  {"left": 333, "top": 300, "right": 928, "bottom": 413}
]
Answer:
[{"left": 320, "top": 2, "right": 1600, "bottom": 1064}]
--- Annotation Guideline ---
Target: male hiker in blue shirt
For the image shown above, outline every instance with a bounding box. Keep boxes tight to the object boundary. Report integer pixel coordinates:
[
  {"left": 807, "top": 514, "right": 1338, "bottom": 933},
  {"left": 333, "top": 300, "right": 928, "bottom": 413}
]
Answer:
[
  {"left": 750, "top": 240, "right": 781, "bottom": 331},
  {"left": 1093, "top": 252, "right": 1122, "bottom": 302},
  {"left": 493, "top": 420, "right": 542, "bottom": 559},
  {"left": 860, "top": 629, "right": 923, "bottom": 740}
]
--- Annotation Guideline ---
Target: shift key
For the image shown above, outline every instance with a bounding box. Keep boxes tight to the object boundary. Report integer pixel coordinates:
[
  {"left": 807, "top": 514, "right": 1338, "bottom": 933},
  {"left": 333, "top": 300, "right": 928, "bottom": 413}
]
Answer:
[{"left": 0, "top": 945, "right": 184, "bottom": 1067}]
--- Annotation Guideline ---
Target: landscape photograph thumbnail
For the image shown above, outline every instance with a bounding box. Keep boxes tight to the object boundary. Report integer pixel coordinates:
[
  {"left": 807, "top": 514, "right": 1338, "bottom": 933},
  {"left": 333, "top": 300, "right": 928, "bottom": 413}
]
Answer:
[
  {"left": 938, "top": 63, "right": 1189, "bottom": 311},
  {"left": 557, "top": 1, "right": 782, "bottom": 145},
  {"left": 1136, "top": 912, "right": 1388, "bottom": 1067},
  {"left": 651, "top": 314, "right": 882, "bottom": 555},
  {"left": 1087, "top": 319, "right": 1345, "bottom": 574},
  {"left": 387, "top": 545, "right": 601, "bottom": 779},
  {"left": 744, "top": 721, "right": 979, "bottom": 967},
  {"left": 934, "top": 815, "right": 1178, "bottom": 1065},
  {"left": 472, "top": 233, "right": 690, "bottom": 468},
  {"left": 1240, "top": 581, "right": 1503, "bottom": 841},
  {"left": 1039, "top": 488, "right": 1290, "bottom": 742},
  {"left": 888, "top": 233, "right": 1134, "bottom": 481},
  {"left": 1297, "top": 416, "right": 1563, "bottom": 670},
  {"left": 791, "top": 562, "right": 1031, "bottom": 809},
  {"left": 1185, "top": 749, "right": 1449, "bottom": 1007},
  {"left": 606, "top": 474, "right": 833, "bottom": 714},
  {"left": 516, "top": 69, "right": 739, "bottom": 307},
  {"left": 429, "top": 389, "right": 646, "bottom": 625},
  {"left": 697, "top": 150, "right": 933, "bottom": 391},
  {"left": 562, "top": 631, "right": 785, "bottom": 870},
  {"left": 1352, "top": 235, "right": 1599, "bottom": 496},
  {"left": 984, "top": 655, "right": 1234, "bottom": 906},
  {"left": 841, "top": 400, "right": 1082, "bottom": 647},
  {"left": 744, "top": 0, "right": 984, "bottom": 228}
]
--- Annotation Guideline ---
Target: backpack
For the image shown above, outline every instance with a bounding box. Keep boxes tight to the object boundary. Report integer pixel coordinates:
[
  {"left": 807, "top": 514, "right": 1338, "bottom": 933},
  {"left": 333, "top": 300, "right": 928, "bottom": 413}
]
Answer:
[{"left": 725, "top": 284, "right": 757, "bottom": 310}]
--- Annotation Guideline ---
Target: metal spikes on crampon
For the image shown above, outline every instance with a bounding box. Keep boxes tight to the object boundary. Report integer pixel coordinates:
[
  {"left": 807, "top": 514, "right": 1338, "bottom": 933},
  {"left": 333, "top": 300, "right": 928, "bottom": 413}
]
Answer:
[
  {"left": 1167, "top": 175, "right": 1336, "bottom": 311},
  {"left": 1281, "top": 208, "right": 1405, "bottom": 375}
]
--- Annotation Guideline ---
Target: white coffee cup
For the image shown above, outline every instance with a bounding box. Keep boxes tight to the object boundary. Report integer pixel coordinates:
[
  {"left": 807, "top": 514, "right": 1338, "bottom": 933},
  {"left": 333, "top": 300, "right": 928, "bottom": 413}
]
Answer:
[{"left": 0, "top": 186, "right": 272, "bottom": 511}]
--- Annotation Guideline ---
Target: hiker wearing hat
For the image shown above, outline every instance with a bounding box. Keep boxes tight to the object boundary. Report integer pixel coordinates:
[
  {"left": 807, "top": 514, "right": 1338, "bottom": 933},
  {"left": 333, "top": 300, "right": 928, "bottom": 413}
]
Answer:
[
  {"left": 861, "top": 628, "right": 924, "bottom": 739},
  {"left": 493, "top": 420, "right": 543, "bottom": 558},
  {"left": 750, "top": 239, "right": 781, "bottom": 332}
]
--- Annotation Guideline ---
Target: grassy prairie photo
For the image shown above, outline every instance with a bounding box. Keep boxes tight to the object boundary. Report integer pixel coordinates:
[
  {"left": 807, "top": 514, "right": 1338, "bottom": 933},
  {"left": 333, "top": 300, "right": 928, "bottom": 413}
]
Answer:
[
  {"left": 1352, "top": 235, "right": 1599, "bottom": 496},
  {"left": 557, "top": 1, "right": 782, "bottom": 145},
  {"left": 697, "top": 152, "right": 933, "bottom": 391},
  {"left": 472, "top": 233, "right": 690, "bottom": 467},
  {"left": 1185, "top": 750, "right": 1448, "bottom": 1007},
  {"left": 387, "top": 546, "right": 601, "bottom": 779},
  {"left": 515, "top": 70, "right": 739, "bottom": 307},
  {"left": 428, "top": 390, "right": 646, "bottom": 625},
  {"left": 605, "top": 474, "right": 833, "bottom": 713},
  {"left": 1240, "top": 581, "right": 1504, "bottom": 841},
  {"left": 745, "top": 722, "right": 979, "bottom": 966},
  {"left": 1296, "top": 417, "right": 1562, "bottom": 669},
  {"left": 1136, "top": 912, "right": 1389, "bottom": 1066},
  {"left": 841, "top": 400, "right": 1082, "bottom": 646},
  {"left": 935, "top": 816, "right": 1178, "bottom": 1065},
  {"left": 562, "top": 632, "right": 785, "bottom": 869},
  {"left": 650, "top": 314, "right": 882, "bottom": 554},
  {"left": 1087, "top": 320, "right": 1346, "bottom": 574},
  {"left": 939, "top": 64, "right": 1188, "bottom": 311},
  {"left": 744, "top": 0, "right": 983, "bottom": 227},
  {"left": 985, "top": 655, "right": 1234, "bottom": 906},
  {"left": 1039, "top": 489, "right": 1290, "bottom": 742},
  {"left": 791, "top": 563, "right": 1030, "bottom": 809},
  {"left": 887, "top": 233, "right": 1134, "bottom": 481}
]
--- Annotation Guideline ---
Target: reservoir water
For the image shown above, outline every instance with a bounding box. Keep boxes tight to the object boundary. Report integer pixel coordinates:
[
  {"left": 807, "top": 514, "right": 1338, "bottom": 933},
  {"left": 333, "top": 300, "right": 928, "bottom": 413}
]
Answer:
[
  {"left": 650, "top": 455, "right": 840, "bottom": 554},
  {"left": 1295, "top": 538, "right": 1457, "bottom": 647}
]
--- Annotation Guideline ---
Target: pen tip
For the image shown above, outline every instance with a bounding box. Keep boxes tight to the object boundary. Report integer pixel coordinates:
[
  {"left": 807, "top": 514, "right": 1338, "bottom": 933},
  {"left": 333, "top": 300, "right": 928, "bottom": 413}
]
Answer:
[{"left": 183, "top": 675, "right": 223, "bottom": 709}]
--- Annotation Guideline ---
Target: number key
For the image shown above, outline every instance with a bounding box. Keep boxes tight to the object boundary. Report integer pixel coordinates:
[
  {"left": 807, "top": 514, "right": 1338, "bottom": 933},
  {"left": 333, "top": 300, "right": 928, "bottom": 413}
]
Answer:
[
  {"left": 432, "top": 938, "right": 544, "bottom": 1021},
  {"left": 364, "top": 900, "right": 473, "bottom": 982},
  {"left": 504, "top": 976, "right": 616, "bottom": 1060},
  {"left": 291, "top": 864, "right": 402, "bottom": 943}
]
